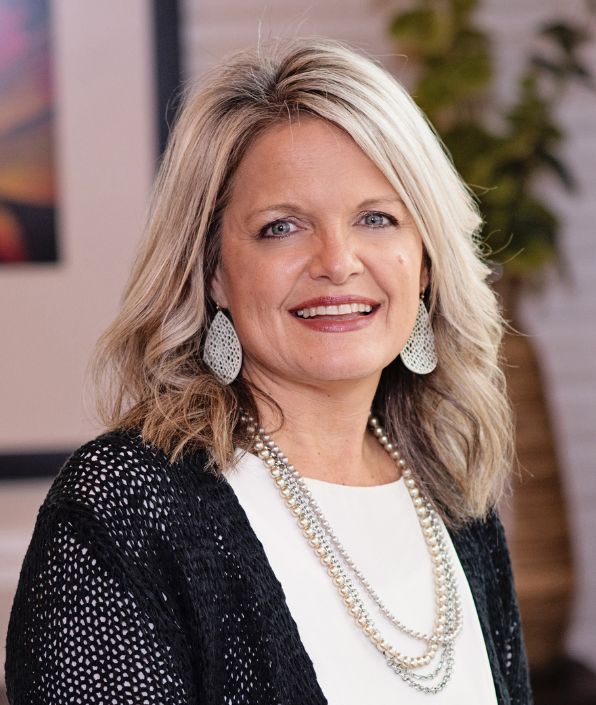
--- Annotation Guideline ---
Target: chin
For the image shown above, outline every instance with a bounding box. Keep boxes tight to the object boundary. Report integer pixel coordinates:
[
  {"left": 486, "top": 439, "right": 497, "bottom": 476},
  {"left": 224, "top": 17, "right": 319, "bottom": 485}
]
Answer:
[{"left": 300, "top": 353, "right": 390, "bottom": 384}]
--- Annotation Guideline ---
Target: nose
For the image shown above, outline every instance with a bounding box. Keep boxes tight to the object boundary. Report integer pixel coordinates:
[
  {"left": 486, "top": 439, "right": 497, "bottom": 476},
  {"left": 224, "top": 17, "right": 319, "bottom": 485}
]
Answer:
[{"left": 308, "top": 229, "right": 364, "bottom": 284}]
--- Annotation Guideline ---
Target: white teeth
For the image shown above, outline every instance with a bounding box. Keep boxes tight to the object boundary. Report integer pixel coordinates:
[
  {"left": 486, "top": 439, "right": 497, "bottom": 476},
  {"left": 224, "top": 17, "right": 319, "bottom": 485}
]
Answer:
[{"left": 295, "top": 303, "right": 374, "bottom": 318}]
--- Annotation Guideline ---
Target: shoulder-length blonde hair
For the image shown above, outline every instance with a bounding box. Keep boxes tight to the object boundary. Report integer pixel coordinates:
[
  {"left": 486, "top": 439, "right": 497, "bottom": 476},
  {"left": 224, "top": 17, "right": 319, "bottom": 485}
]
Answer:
[{"left": 90, "top": 36, "right": 513, "bottom": 527}]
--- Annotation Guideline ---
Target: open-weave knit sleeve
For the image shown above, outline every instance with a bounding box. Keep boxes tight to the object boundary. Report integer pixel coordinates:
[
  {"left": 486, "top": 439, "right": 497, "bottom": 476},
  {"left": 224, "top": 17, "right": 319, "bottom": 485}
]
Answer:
[
  {"left": 5, "top": 435, "right": 199, "bottom": 705},
  {"left": 488, "top": 511, "right": 533, "bottom": 705},
  {"left": 450, "top": 510, "right": 533, "bottom": 705}
]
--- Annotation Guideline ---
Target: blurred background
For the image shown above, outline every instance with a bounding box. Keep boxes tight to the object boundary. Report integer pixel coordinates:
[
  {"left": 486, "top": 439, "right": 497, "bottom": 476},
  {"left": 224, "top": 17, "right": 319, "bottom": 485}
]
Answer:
[{"left": 1, "top": 0, "right": 595, "bottom": 703}]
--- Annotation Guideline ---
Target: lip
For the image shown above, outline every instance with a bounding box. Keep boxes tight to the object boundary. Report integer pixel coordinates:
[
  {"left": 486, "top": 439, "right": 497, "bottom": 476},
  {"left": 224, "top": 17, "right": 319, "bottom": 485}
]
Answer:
[
  {"left": 289, "top": 295, "right": 380, "bottom": 312},
  {"left": 289, "top": 295, "right": 381, "bottom": 333},
  {"left": 292, "top": 306, "right": 379, "bottom": 333}
]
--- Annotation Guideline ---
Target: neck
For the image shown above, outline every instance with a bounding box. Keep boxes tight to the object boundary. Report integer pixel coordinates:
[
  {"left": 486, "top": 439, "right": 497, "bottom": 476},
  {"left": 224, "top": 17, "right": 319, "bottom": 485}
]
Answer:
[{"left": 243, "top": 368, "right": 399, "bottom": 487}]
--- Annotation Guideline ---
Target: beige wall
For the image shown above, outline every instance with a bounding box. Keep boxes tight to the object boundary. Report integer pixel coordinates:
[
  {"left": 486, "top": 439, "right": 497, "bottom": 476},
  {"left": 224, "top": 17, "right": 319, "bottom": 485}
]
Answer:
[
  {"left": 0, "top": 0, "right": 156, "bottom": 452},
  {"left": 480, "top": 0, "right": 596, "bottom": 671}
]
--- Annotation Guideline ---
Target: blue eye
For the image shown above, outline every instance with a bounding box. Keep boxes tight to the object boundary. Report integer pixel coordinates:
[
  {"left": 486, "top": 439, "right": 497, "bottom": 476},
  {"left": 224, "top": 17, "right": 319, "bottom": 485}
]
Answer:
[
  {"left": 361, "top": 211, "right": 398, "bottom": 228},
  {"left": 258, "top": 219, "right": 297, "bottom": 239}
]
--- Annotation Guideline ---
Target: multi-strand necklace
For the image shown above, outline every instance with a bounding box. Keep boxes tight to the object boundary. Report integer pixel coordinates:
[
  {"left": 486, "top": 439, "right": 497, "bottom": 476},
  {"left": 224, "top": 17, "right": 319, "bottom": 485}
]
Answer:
[{"left": 240, "top": 411, "right": 463, "bottom": 694}]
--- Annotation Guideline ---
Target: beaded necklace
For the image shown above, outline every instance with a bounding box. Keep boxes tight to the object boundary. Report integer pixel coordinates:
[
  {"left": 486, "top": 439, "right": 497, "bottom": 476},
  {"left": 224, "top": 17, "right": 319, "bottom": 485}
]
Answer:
[{"left": 241, "top": 412, "right": 462, "bottom": 694}]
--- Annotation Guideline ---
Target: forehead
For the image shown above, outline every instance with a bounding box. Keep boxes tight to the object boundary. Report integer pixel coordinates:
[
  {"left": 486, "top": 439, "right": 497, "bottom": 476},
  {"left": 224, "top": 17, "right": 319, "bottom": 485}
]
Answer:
[
  {"left": 226, "top": 117, "right": 396, "bottom": 211},
  {"left": 237, "top": 117, "right": 365, "bottom": 172}
]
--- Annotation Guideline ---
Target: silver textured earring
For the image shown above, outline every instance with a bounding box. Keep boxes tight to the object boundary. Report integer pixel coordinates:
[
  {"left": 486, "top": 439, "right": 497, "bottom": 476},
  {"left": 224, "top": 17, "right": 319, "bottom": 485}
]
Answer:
[
  {"left": 202, "top": 308, "right": 243, "bottom": 384},
  {"left": 400, "top": 296, "right": 437, "bottom": 374}
]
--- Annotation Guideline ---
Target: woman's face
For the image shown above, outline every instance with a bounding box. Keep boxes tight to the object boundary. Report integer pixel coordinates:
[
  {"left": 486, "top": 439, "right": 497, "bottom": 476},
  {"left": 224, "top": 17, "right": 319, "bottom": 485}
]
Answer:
[{"left": 211, "top": 117, "right": 428, "bottom": 388}]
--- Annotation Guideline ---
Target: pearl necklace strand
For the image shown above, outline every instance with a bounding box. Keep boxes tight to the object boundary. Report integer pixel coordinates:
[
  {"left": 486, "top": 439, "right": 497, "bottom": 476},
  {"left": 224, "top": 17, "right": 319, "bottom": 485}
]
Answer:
[{"left": 241, "top": 411, "right": 463, "bottom": 695}]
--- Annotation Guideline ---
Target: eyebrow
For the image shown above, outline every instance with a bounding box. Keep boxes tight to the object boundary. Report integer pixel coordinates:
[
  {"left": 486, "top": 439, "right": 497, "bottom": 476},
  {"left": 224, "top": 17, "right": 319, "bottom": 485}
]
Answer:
[{"left": 246, "top": 196, "right": 405, "bottom": 219}]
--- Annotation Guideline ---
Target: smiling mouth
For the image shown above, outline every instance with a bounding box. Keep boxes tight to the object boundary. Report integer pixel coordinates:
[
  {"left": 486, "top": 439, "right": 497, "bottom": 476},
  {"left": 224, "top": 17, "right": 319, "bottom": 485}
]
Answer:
[{"left": 294, "top": 303, "right": 376, "bottom": 319}]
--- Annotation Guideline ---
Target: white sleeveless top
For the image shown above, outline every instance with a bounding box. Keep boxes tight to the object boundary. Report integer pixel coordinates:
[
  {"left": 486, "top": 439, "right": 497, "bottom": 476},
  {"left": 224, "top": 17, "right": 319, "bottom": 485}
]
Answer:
[{"left": 225, "top": 449, "right": 498, "bottom": 704}]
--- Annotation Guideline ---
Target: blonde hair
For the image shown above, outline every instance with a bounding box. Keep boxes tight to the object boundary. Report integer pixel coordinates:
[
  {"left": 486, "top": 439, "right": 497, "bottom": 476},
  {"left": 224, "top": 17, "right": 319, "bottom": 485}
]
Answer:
[{"left": 90, "top": 36, "right": 513, "bottom": 526}]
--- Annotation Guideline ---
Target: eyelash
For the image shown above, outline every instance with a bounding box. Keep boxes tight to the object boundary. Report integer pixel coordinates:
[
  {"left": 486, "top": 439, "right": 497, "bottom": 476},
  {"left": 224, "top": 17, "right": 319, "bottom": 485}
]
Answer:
[{"left": 257, "top": 211, "right": 399, "bottom": 239}]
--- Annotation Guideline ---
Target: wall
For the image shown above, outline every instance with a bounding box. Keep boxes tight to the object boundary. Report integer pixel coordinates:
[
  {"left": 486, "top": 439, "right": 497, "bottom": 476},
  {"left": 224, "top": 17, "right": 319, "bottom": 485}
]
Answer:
[
  {"left": 0, "top": 0, "right": 156, "bottom": 452},
  {"left": 480, "top": 0, "right": 596, "bottom": 670}
]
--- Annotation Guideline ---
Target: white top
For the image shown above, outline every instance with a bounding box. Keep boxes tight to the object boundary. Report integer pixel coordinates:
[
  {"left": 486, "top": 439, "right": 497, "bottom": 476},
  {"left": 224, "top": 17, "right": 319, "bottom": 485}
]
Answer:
[{"left": 225, "top": 449, "right": 498, "bottom": 704}]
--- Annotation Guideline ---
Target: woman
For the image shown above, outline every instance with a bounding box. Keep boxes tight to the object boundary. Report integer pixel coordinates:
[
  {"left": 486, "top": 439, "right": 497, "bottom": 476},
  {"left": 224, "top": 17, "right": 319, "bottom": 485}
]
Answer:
[{"left": 5, "top": 37, "right": 532, "bottom": 704}]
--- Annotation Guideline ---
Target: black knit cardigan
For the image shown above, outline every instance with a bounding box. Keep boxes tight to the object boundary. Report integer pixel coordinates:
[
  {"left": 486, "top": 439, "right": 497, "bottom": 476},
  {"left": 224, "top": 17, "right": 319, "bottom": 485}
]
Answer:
[{"left": 5, "top": 428, "right": 533, "bottom": 704}]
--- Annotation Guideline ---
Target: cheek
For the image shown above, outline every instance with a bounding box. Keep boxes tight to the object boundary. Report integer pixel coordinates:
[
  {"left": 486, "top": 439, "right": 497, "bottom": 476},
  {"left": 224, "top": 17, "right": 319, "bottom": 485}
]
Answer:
[
  {"left": 381, "top": 245, "right": 422, "bottom": 291},
  {"left": 227, "top": 275, "right": 275, "bottom": 331},
  {"left": 231, "top": 248, "right": 304, "bottom": 313}
]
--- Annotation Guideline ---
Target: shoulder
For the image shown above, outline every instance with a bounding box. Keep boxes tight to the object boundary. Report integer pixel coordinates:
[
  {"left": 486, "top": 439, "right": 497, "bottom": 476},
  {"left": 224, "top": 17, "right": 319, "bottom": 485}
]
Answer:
[
  {"left": 448, "top": 509, "right": 512, "bottom": 577},
  {"left": 448, "top": 508, "right": 517, "bottom": 610},
  {"left": 450, "top": 509, "right": 510, "bottom": 564},
  {"left": 42, "top": 428, "right": 215, "bottom": 537},
  {"left": 449, "top": 508, "right": 506, "bottom": 549}
]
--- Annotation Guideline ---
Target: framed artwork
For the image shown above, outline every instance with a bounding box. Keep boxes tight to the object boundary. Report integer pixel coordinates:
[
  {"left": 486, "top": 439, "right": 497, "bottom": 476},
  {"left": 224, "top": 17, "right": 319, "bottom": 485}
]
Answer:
[
  {"left": 0, "top": 0, "right": 182, "bottom": 478},
  {"left": 0, "top": 0, "right": 181, "bottom": 267},
  {"left": 0, "top": 0, "right": 57, "bottom": 264}
]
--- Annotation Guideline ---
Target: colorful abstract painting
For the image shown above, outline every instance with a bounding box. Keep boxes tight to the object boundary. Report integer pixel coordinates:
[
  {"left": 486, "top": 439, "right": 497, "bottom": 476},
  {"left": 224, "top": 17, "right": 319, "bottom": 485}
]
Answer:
[{"left": 0, "top": 0, "right": 57, "bottom": 264}]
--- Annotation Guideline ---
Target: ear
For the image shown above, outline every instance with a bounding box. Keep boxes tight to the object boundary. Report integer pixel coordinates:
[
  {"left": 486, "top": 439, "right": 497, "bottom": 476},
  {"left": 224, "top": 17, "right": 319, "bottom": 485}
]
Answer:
[
  {"left": 210, "top": 262, "right": 230, "bottom": 309},
  {"left": 419, "top": 252, "right": 430, "bottom": 294}
]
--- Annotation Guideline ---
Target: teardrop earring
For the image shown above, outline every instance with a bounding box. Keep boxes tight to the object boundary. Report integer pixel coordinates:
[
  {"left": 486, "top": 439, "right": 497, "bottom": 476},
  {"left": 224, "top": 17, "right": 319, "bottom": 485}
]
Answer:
[
  {"left": 400, "top": 295, "right": 437, "bottom": 374},
  {"left": 202, "top": 307, "right": 243, "bottom": 384}
]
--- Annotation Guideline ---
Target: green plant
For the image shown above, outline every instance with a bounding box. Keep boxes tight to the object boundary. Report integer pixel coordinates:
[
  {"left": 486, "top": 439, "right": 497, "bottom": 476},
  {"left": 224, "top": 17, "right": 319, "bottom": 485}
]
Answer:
[{"left": 388, "top": 0, "right": 595, "bottom": 285}]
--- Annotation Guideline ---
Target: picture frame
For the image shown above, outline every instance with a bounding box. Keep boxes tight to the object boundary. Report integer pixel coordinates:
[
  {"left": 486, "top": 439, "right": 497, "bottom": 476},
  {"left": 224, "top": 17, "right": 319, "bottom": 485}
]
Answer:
[{"left": 0, "top": 0, "right": 182, "bottom": 479}]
